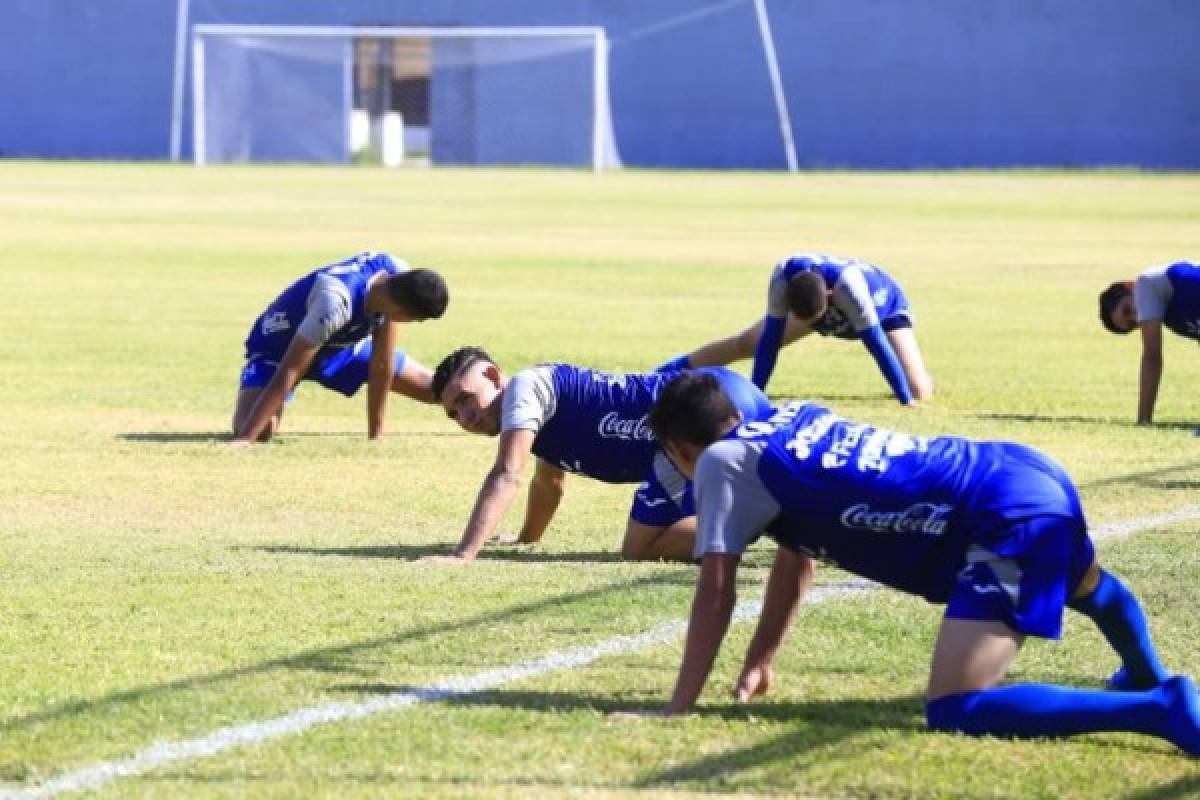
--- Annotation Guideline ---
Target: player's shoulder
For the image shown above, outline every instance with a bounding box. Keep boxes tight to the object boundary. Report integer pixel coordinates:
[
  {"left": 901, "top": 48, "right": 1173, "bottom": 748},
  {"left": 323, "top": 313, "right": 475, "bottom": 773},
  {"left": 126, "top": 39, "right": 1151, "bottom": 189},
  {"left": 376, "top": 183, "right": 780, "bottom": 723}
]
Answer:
[
  {"left": 309, "top": 273, "right": 353, "bottom": 306},
  {"left": 697, "top": 436, "right": 762, "bottom": 481},
  {"left": 510, "top": 364, "right": 557, "bottom": 390}
]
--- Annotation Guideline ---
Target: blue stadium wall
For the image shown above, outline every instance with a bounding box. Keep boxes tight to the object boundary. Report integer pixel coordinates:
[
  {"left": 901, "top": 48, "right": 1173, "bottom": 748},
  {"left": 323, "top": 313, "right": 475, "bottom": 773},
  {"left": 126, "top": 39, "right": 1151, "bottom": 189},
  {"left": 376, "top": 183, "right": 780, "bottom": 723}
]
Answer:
[{"left": 1, "top": 0, "right": 1197, "bottom": 168}]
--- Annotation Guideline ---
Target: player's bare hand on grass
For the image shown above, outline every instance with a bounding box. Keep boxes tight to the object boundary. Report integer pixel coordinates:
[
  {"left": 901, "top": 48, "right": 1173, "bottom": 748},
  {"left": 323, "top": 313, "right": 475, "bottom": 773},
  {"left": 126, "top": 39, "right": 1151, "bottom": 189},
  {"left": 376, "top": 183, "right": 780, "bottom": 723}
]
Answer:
[
  {"left": 416, "top": 554, "right": 472, "bottom": 565},
  {"left": 734, "top": 664, "right": 772, "bottom": 702},
  {"left": 609, "top": 709, "right": 670, "bottom": 721}
]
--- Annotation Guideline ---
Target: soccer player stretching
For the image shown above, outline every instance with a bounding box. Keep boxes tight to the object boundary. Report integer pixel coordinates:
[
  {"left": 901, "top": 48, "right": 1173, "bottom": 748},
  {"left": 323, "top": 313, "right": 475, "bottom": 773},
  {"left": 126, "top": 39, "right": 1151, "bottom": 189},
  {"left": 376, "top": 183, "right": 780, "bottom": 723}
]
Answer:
[
  {"left": 231, "top": 251, "right": 447, "bottom": 445},
  {"left": 421, "top": 347, "right": 772, "bottom": 563},
  {"left": 641, "top": 372, "right": 1199, "bottom": 755},
  {"left": 659, "top": 253, "right": 933, "bottom": 404},
  {"left": 1098, "top": 260, "right": 1200, "bottom": 428}
]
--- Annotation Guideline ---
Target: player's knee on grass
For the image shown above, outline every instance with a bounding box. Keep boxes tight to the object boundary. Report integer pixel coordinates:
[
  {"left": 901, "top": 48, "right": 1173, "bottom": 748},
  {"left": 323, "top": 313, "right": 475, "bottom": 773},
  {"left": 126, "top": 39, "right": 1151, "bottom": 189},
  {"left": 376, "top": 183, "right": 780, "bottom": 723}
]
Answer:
[{"left": 621, "top": 528, "right": 657, "bottom": 561}]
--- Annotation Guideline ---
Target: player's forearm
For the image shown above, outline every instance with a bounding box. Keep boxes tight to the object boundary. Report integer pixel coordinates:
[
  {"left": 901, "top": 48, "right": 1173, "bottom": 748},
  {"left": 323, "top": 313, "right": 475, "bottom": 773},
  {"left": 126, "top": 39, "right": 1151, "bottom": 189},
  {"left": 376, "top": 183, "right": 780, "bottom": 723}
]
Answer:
[
  {"left": 742, "top": 550, "right": 813, "bottom": 670},
  {"left": 668, "top": 588, "right": 735, "bottom": 714},
  {"left": 1136, "top": 355, "right": 1162, "bottom": 424},
  {"left": 365, "top": 365, "right": 394, "bottom": 439},
  {"left": 236, "top": 374, "right": 296, "bottom": 442},
  {"left": 518, "top": 475, "right": 563, "bottom": 543},
  {"left": 455, "top": 467, "right": 522, "bottom": 559}
]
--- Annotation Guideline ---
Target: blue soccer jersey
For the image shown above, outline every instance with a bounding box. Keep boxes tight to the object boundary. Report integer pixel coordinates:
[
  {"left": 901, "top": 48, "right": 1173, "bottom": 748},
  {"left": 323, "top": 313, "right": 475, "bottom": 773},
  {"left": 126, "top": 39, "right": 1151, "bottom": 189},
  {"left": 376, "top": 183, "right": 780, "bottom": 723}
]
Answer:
[
  {"left": 769, "top": 253, "right": 910, "bottom": 340},
  {"left": 1160, "top": 262, "right": 1200, "bottom": 339},
  {"left": 752, "top": 253, "right": 915, "bottom": 401},
  {"left": 505, "top": 364, "right": 772, "bottom": 485},
  {"left": 693, "top": 402, "right": 1094, "bottom": 636},
  {"left": 244, "top": 251, "right": 402, "bottom": 361}
]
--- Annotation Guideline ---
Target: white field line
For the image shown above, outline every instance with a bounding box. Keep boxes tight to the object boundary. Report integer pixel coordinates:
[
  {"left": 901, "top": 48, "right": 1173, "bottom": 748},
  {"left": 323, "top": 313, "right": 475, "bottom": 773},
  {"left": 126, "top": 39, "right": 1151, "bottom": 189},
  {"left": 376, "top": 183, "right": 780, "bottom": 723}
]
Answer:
[{"left": 5, "top": 506, "right": 1200, "bottom": 800}]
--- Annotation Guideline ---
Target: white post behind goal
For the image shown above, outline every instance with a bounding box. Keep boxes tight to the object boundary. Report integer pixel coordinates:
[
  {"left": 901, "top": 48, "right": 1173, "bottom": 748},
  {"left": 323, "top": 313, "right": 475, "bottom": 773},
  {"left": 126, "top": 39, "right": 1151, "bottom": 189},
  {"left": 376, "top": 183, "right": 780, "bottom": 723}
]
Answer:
[{"left": 191, "top": 25, "right": 620, "bottom": 170}]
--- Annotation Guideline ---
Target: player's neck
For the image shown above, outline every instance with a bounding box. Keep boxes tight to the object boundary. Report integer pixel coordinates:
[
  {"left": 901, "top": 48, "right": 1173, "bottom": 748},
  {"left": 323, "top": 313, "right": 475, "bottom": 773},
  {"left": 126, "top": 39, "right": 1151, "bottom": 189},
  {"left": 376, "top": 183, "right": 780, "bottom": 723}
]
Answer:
[{"left": 364, "top": 278, "right": 390, "bottom": 313}]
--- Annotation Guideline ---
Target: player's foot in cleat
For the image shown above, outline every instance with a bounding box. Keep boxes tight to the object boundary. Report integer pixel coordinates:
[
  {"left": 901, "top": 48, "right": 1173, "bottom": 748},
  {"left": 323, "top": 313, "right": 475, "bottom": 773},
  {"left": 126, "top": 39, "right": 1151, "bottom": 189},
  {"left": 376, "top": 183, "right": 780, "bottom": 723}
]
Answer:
[
  {"left": 1161, "top": 675, "right": 1200, "bottom": 756},
  {"left": 1107, "top": 667, "right": 1167, "bottom": 691}
]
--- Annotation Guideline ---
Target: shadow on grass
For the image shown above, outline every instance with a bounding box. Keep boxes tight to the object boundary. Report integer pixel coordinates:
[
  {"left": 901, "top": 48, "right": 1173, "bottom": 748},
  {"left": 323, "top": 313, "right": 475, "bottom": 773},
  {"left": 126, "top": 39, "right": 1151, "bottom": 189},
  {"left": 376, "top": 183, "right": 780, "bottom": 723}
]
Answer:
[
  {"left": 969, "top": 411, "right": 1196, "bottom": 432},
  {"left": 334, "top": 685, "right": 925, "bottom": 785},
  {"left": 117, "top": 432, "right": 230, "bottom": 443},
  {"left": 0, "top": 572, "right": 687, "bottom": 734},
  {"left": 1079, "top": 460, "right": 1200, "bottom": 491},
  {"left": 251, "top": 543, "right": 627, "bottom": 564},
  {"left": 767, "top": 391, "right": 883, "bottom": 404},
  {"left": 117, "top": 430, "right": 467, "bottom": 443}
]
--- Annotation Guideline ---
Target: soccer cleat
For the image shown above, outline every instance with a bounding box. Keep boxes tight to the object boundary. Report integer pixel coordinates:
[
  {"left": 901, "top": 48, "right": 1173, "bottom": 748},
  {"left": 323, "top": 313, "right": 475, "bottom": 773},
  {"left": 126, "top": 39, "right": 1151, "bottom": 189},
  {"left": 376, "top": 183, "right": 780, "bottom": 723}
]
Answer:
[{"left": 1161, "top": 675, "right": 1200, "bottom": 756}]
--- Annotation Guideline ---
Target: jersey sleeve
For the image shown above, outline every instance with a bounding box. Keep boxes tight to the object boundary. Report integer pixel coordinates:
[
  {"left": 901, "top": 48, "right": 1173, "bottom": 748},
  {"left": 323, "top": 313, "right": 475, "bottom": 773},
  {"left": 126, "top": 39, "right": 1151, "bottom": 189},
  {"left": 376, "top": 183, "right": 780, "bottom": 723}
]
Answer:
[
  {"left": 751, "top": 316, "right": 787, "bottom": 390},
  {"left": 765, "top": 263, "right": 792, "bottom": 319},
  {"left": 831, "top": 264, "right": 880, "bottom": 332},
  {"left": 859, "top": 326, "right": 914, "bottom": 405},
  {"left": 693, "top": 439, "right": 781, "bottom": 559},
  {"left": 296, "top": 275, "right": 353, "bottom": 347},
  {"left": 501, "top": 367, "right": 558, "bottom": 434},
  {"left": 1134, "top": 267, "right": 1173, "bottom": 323}
]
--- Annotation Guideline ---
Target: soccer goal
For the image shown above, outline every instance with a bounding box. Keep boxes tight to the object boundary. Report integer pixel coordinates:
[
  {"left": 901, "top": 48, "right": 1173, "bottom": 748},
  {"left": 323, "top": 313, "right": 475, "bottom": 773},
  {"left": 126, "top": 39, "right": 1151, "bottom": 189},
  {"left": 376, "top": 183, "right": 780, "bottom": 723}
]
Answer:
[{"left": 191, "top": 25, "right": 620, "bottom": 169}]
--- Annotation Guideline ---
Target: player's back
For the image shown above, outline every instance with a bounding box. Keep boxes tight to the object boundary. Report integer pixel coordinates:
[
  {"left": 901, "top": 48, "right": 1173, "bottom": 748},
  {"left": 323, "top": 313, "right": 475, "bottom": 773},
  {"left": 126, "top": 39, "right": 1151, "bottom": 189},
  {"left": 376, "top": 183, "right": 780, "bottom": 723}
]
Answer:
[
  {"left": 244, "top": 252, "right": 399, "bottom": 358},
  {"left": 531, "top": 365, "right": 769, "bottom": 484},
  {"left": 750, "top": 401, "right": 988, "bottom": 599},
  {"left": 773, "top": 254, "right": 902, "bottom": 339},
  {"left": 530, "top": 365, "right": 663, "bottom": 483}
]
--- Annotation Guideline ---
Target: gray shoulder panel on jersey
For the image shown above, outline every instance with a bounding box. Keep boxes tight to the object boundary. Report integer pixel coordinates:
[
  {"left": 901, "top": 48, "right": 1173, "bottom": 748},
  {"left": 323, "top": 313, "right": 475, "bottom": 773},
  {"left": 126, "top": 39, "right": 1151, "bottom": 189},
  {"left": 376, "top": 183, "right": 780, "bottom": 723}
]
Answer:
[
  {"left": 766, "top": 262, "right": 790, "bottom": 318},
  {"left": 297, "top": 274, "right": 353, "bottom": 346},
  {"left": 652, "top": 450, "right": 691, "bottom": 508},
  {"left": 831, "top": 264, "right": 879, "bottom": 331},
  {"left": 693, "top": 438, "right": 781, "bottom": 559},
  {"left": 1134, "top": 266, "right": 1173, "bottom": 323},
  {"left": 501, "top": 365, "right": 558, "bottom": 434}
]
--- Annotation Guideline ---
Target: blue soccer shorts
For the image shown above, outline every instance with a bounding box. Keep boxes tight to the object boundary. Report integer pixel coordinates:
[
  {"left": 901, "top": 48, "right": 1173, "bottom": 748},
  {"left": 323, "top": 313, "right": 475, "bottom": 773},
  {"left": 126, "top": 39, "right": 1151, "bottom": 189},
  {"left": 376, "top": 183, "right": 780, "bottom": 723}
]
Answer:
[
  {"left": 944, "top": 443, "right": 1096, "bottom": 640},
  {"left": 240, "top": 339, "right": 409, "bottom": 399},
  {"left": 629, "top": 450, "right": 695, "bottom": 528}
]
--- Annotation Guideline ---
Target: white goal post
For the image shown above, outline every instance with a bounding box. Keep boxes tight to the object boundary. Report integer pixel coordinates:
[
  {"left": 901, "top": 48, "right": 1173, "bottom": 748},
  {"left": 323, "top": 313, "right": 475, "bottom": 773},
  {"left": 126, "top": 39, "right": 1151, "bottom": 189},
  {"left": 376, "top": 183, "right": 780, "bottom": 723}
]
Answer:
[{"left": 190, "top": 24, "right": 619, "bottom": 170}]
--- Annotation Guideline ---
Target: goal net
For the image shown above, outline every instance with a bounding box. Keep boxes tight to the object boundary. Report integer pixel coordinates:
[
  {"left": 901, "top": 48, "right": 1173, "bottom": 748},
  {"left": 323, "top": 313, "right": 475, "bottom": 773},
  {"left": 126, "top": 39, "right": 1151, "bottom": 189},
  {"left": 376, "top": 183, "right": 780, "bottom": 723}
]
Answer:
[{"left": 192, "top": 25, "right": 620, "bottom": 169}]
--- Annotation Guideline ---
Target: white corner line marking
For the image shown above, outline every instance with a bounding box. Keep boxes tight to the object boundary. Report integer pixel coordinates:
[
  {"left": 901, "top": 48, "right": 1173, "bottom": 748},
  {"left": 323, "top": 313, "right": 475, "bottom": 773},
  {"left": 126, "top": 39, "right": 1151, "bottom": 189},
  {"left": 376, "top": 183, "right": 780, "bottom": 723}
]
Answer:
[{"left": 6, "top": 506, "right": 1200, "bottom": 799}]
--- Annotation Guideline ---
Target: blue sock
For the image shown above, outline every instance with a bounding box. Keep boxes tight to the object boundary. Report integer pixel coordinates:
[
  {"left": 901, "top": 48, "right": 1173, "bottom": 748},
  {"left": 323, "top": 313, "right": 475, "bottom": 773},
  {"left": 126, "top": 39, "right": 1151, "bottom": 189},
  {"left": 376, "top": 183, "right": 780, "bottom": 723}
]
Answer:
[
  {"left": 655, "top": 354, "right": 692, "bottom": 373},
  {"left": 926, "top": 676, "right": 1200, "bottom": 754},
  {"left": 1067, "top": 569, "right": 1170, "bottom": 689}
]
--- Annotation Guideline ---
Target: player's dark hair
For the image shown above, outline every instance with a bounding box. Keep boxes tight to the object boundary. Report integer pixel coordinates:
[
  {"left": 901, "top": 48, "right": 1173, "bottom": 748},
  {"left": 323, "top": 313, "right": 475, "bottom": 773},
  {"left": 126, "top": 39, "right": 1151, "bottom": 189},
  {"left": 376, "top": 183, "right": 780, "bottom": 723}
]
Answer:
[
  {"left": 648, "top": 372, "right": 739, "bottom": 448},
  {"left": 1098, "top": 281, "right": 1133, "bottom": 335},
  {"left": 432, "top": 346, "right": 496, "bottom": 401},
  {"left": 786, "top": 272, "right": 828, "bottom": 320},
  {"left": 387, "top": 269, "right": 448, "bottom": 320}
]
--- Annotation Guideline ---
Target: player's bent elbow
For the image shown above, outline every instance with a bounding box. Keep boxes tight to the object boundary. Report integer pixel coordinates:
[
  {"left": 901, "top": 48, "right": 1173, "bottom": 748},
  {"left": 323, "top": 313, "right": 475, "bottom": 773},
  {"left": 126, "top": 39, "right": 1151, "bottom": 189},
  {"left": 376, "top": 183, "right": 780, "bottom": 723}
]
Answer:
[{"left": 487, "top": 465, "right": 524, "bottom": 493}]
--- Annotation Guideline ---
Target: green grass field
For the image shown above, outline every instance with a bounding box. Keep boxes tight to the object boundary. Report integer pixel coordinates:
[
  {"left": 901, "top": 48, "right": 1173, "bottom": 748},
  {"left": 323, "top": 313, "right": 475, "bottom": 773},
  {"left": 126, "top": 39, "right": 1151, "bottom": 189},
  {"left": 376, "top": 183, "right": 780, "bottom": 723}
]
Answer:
[{"left": 1, "top": 162, "right": 1199, "bottom": 799}]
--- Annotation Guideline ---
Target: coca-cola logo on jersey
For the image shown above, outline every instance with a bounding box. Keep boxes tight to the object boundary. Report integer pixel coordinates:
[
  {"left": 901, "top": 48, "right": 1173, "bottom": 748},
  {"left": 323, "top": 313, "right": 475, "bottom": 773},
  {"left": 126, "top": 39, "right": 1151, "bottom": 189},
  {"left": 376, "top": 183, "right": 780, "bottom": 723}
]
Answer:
[
  {"left": 597, "top": 412, "right": 655, "bottom": 441},
  {"left": 839, "top": 502, "right": 953, "bottom": 536}
]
